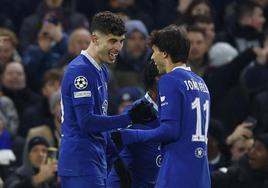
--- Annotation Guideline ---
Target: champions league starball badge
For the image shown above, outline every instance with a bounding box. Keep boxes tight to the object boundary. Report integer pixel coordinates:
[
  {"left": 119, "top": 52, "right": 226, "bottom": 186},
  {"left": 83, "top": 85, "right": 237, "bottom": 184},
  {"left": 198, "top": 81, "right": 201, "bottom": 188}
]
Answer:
[{"left": 74, "top": 76, "right": 88, "bottom": 90}]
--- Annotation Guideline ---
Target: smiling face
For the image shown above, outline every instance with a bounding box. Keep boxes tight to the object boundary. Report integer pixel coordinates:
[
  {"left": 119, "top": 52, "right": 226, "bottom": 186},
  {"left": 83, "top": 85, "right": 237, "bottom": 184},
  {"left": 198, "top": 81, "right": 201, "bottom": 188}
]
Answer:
[
  {"left": 2, "top": 62, "right": 26, "bottom": 90},
  {"left": 93, "top": 32, "right": 125, "bottom": 64},
  {"left": 151, "top": 45, "right": 167, "bottom": 74}
]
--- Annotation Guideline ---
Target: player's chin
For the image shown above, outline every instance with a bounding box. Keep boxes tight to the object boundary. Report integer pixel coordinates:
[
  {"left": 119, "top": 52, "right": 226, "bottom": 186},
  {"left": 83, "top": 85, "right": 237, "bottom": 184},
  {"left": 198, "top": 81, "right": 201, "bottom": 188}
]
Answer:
[
  {"left": 106, "top": 59, "right": 116, "bottom": 64},
  {"left": 106, "top": 57, "right": 117, "bottom": 64}
]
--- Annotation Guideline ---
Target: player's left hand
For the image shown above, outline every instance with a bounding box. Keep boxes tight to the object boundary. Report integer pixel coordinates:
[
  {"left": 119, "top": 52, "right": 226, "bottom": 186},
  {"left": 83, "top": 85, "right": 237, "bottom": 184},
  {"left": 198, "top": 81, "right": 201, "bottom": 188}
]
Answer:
[{"left": 128, "top": 100, "right": 157, "bottom": 124}]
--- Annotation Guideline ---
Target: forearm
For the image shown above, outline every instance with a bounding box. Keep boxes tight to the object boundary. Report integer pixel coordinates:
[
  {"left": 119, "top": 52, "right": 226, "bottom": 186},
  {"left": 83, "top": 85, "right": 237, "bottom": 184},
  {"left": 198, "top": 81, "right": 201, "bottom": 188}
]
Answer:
[
  {"left": 121, "top": 120, "right": 179, "bottom": 145},
  {"left": 75, "top": 104, "right": 132, "bottom": 133}
]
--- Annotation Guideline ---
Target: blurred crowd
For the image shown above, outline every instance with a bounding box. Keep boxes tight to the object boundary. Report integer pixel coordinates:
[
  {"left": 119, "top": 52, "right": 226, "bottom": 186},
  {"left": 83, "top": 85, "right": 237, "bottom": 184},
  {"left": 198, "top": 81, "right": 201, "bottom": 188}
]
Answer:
[{"left": 0, "top": 0, "right": 268, "bottom": 187}]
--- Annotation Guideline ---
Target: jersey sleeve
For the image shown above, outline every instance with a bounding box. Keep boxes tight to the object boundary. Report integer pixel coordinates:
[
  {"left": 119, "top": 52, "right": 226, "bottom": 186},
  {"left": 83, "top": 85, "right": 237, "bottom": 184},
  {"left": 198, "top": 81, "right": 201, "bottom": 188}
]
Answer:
[
  {"left": 69, "top": 65, "right": 95, "bottom": 108},
  {"left": 118, "top": 75, "right": 184, "bottom": 145},
  {"left": 67, "top": 65, "right": 132, "bottom": 133},
  {"left": 158, "top": 75, "right": 183, "bottom": 122}
]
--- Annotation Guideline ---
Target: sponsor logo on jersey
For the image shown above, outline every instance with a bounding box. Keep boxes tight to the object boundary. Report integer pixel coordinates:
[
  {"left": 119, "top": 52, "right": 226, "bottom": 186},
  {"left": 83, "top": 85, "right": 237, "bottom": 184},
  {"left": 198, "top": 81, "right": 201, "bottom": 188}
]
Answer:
[
  {"left": 74, "top": 91, "right": 91, "bottom": 98},
  {"left": 160, "top": 95, "right": 168, "bottom": 106}
]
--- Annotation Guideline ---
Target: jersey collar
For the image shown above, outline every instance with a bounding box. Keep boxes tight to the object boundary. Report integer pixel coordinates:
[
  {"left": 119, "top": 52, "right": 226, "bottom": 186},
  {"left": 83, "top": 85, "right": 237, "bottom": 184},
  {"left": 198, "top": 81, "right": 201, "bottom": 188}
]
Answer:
[
  {"left": 172, "top": 66, "right": 191, "bottom": 72},
  {"left": 144, "top": 92, "right": 158, "bottom": 112},
  {"left": 81, "top": 50, "right": 101, "bottom": 71}
]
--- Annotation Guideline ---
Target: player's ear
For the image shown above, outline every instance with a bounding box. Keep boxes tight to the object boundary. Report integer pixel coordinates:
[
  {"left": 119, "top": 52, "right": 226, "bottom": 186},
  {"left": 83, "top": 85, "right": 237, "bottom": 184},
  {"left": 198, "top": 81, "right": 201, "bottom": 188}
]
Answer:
[
  {"left": 163, "top": 51, "right": 168, "bottom": 58},
  {"left": 91, "top": 34, "right": 98, "bottom": 45}
]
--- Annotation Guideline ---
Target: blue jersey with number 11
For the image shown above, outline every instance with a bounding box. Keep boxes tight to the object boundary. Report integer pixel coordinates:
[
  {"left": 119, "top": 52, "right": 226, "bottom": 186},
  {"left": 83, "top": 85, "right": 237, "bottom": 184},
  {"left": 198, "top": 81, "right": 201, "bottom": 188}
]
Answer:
[
  {"left": 156, "top": 66, "right": 211, "bottom": 188},
  {"left": 114, "top": 66, "right": 211, "bottom": 187}
]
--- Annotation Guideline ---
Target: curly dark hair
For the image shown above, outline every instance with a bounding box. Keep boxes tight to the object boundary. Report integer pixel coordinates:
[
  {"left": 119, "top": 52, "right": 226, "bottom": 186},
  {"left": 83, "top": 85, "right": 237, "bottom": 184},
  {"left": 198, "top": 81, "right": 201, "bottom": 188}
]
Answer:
[
  {"left": 90, "top": 11, "right": 126, "bottom": 36},
  {"left": 149, "top": 25, "right": 190, "bottom": 64}
]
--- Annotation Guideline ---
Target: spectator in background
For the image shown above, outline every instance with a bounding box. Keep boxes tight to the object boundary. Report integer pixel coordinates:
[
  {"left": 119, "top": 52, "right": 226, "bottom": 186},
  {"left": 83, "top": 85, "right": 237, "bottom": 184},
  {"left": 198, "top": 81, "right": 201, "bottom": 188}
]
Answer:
[
  {"left": 0, "top": 14, "right": 14, "bottom": 31},
  {"left": 253, "top": 0, "right": 268, "bottom": 28},
  {"left": 0, "top": 28, "right": 21, "bottom": 72},
  {"left": 212, "top": 134, "right": 268, "bottom": 188},
  {"left": 107, "top": 0, "right": 154, "bottom": 32},
  {"left": 48, "top": 90, "right": 62, "bottom": 148},
  {"left": 176, "top": 0, "right": 213, "bottom": 25},
  {"left": 0, "top": 111, "right": 15, "bottom": 182},
  {"left": 60, "top": 28, "right": 91, "bottom": 68},
  {"left": 20, "top": 69, "right": 62, "bottom": 137},
  {"left": 226, "top": 122, "right": 254, "bottom": 162},
  {"left": 208, "top": 119, "right": 229, "bottom": 173},
  {"left": 115, "top": 86, "right": 144, "bottom": 114},
  {"left": 1, "top": 62, "right": 41, "bottom": 136},
  {"left": 114, "top": 20, "right": 151, "bottom": 88},
  {"left": 19, "top": 0, "right": 88, "bottom": 51},
  {"left": 0, "top": 95, "right": 19, "bottom": 137},
  {"left": 219, "top": 1, "right": 265, "bottom": 53},
  {"left": 25, "top": 89, "right": 63, "bottom": 148},
  {"left": 186, "top": 26, "right": 209, "bottom": 77},
  {"left": 204, "top": 42, "right": 263, "bottom": 133},
  {"left": 208, "top": 42, "right": 238, "bottom": 68},
  {"left": 240, "top": 31, "right": 268, "bottom": 133},
  {"left": 22, "top": 22, "right": 67, "bottom": 92},
  {"left": 188, "top": 15, "right": 216, "bottom": 49},
  {"left": 5, "top": 136, "right": 58, "bottom": 188},
  {"left": 0, "top": 112, "right": 11, "bottom": 150}
]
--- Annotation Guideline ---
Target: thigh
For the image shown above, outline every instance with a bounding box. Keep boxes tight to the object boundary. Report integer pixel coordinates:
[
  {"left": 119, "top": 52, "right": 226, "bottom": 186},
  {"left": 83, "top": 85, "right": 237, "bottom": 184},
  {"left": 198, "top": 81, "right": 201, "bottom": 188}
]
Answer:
[{"left": 61, "top": 176, "right": 106, "bottom": 188}]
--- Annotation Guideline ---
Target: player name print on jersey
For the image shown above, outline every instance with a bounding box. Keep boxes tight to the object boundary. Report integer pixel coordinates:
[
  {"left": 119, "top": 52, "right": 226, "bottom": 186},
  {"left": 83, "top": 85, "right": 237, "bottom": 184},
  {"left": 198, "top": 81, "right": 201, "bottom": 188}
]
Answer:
[{"left": 183, "top": 79, "right": 209, "bottom": 93}]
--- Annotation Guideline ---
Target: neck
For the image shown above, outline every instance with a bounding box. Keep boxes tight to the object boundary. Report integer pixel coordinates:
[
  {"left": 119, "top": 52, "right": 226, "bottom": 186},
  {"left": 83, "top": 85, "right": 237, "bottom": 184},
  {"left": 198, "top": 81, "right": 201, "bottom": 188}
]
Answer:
[
  {"left": 86, "top": 45, "right": 102, "bottom": 66},
  {"left": 166, "top": 62, "right": 186, "bottom": 72}
]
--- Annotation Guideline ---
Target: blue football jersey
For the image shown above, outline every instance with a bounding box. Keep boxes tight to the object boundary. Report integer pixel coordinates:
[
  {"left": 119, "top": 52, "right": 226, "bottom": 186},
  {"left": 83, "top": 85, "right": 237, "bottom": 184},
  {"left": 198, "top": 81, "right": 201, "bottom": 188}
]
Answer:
[
  {"left": 107, "top": 94, "right": 161, "bottom": 188},
  {"left": 155, "top": 66, "right": 211, "bottom": 188},
  {"left": 120, "top": 66, "right": 211, "bottom": 188},
  {"left": 59, "top": 51, "right": 110, "bottom": 178}
]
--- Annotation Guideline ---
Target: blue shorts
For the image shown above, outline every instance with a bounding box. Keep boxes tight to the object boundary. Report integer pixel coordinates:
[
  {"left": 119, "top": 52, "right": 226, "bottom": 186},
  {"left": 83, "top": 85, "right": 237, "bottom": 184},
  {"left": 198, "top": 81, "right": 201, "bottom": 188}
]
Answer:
[{"left": 61, "top": 176, "right": 106, "bottom": 188}]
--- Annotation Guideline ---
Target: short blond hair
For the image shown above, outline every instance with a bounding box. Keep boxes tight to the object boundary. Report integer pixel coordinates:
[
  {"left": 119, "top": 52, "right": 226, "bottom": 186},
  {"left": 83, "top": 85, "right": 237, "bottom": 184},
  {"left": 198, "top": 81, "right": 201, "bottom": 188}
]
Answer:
[{"left": 0, "top": 27, "right": 18, "bottom": 47}]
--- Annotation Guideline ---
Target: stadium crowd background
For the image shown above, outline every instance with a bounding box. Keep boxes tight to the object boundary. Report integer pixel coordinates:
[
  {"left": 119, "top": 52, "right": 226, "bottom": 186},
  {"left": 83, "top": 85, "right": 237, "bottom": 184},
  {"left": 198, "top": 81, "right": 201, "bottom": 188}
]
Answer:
[{"left": 0, "top": 0, "right": 268, "bottom": 187}]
